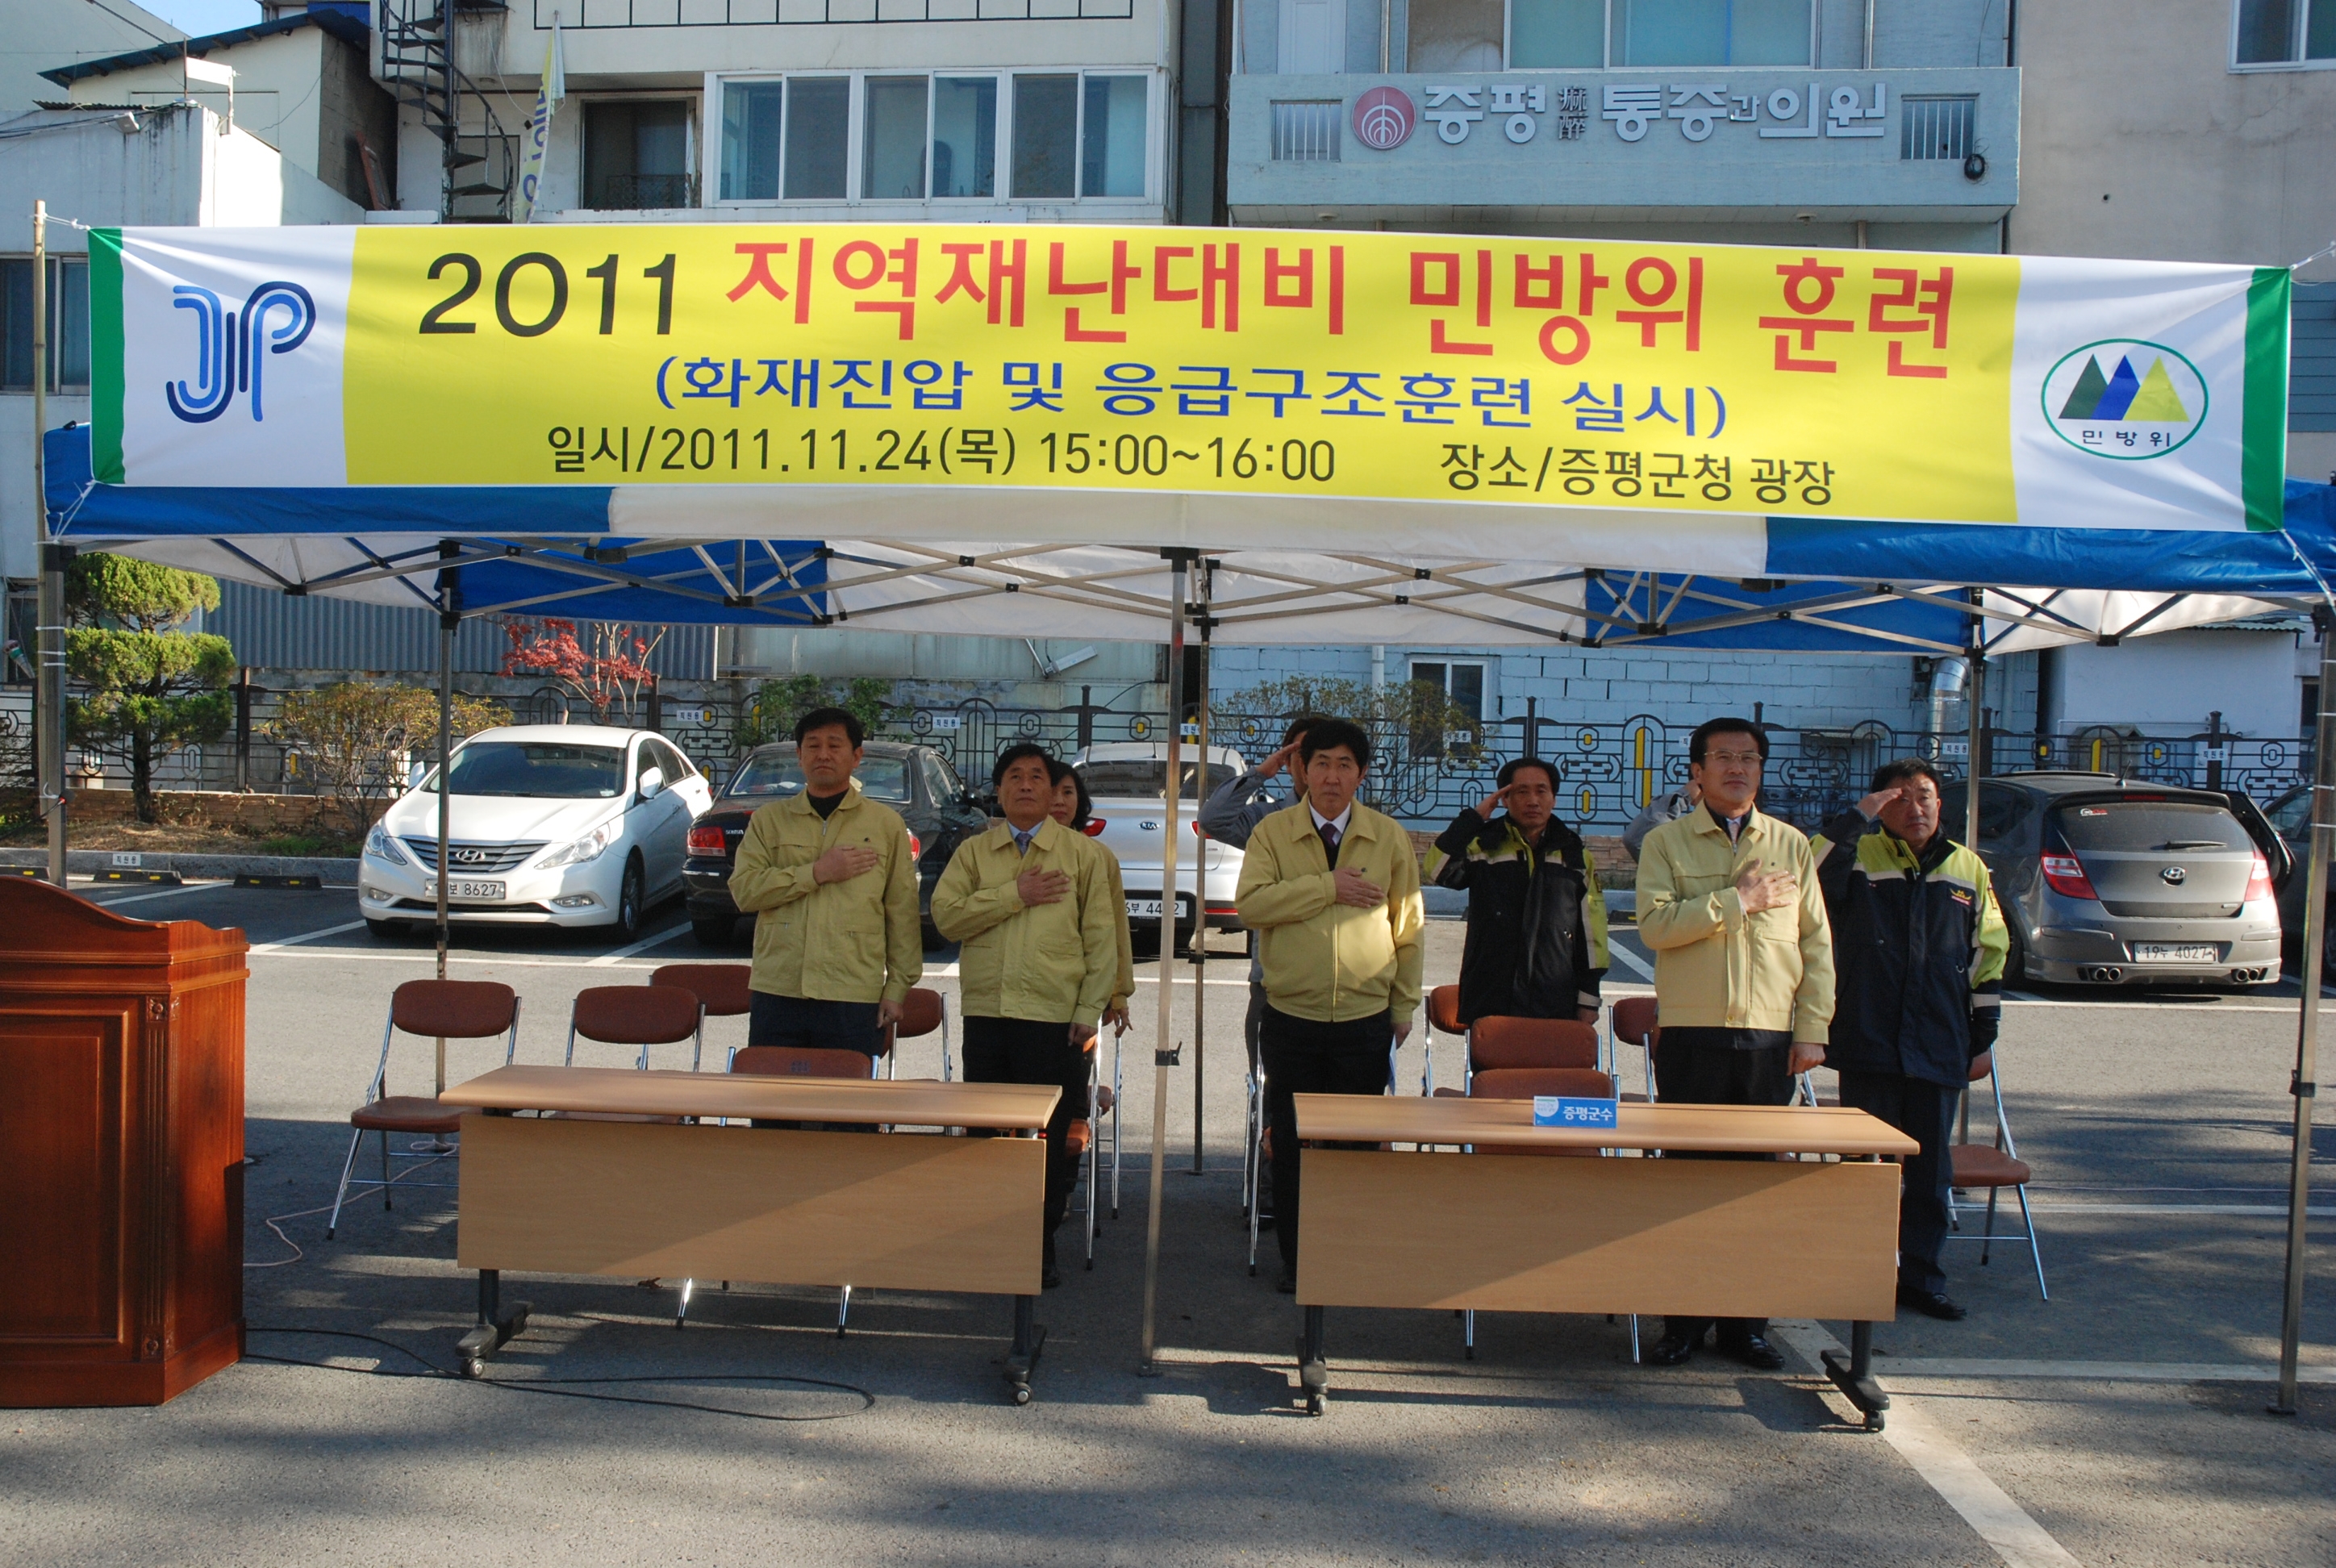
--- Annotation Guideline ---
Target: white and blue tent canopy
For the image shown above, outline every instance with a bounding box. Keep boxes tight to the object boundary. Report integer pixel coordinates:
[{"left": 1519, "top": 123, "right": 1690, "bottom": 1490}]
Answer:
[{"left": 42, "top": 425, "right": 2334, "bottom": 655}]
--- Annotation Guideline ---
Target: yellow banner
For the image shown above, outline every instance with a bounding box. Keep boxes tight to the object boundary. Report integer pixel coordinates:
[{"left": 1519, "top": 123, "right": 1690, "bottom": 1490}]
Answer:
[{"left": 343, "top": 223, "right": 2014, "bottom": 517}]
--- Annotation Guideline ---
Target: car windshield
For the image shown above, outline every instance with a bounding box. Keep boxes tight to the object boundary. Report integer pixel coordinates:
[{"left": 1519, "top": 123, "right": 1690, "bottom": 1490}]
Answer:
[
  {"left": 2053, "top": 799, "right": 2242, "bottom": 852},
  {"left": 726, "top": 753, "right": 913, "bottom": 803},
  {"left": 1078, "top": 760, "right": 1238, "bottom": 800},
  {"left": 432, "top": 742, "right": 624, "bottom": 799},
  {"left": 2266, "top": 787, "right": 2310, "bottom": 838}
]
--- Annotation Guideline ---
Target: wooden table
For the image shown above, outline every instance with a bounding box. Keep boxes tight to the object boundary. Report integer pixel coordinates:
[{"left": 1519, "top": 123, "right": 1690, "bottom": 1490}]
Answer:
[
  {"left": 439, "top": 1065, "right": 1062, "bottom": 1403},
  {"left": 1289, "top": 1095, "right": 1921, "bottom": 1424}
]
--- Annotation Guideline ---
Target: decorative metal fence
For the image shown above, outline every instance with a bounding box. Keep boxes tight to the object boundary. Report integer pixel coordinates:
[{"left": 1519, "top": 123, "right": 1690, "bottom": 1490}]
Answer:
[{"left": 10, "top": 678, "right": 2312, "bottom": 836}]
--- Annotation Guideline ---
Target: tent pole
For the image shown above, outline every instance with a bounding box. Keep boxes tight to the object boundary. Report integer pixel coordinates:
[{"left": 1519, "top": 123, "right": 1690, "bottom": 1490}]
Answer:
[
  {"left": 1140, "top": 552, "right": 1191, "bottom": 1375},
  {"left": 435, "top": 546, "right": 459, "bottom": 990},
  {"left": 2273, "top": 634, "right": 2332, "bottom": 1416},
  {"left": 1192, "top": 566, "right": 1212, "bottom": 1176},
  {"left": 1966, "top": 590, "right": 1986, "bottom": 849},
  {"left": 34, "top": 199, "right": 66, "bottom": 890}
]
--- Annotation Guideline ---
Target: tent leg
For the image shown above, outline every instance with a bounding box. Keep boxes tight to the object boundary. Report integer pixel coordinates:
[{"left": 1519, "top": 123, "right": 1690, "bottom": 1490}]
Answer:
[
  {"left": 1138, "top": 553, "right": 1192, "bottom": 1376},
  {"left": 436, "top": 548, "right": 460, "bottom": 984},
  {"left": 2274, "top": 634, "right": 2333, "bottom": 1416},
  {"left": 1192, "top": 582, "right": 1212, "bottom": 1178}
]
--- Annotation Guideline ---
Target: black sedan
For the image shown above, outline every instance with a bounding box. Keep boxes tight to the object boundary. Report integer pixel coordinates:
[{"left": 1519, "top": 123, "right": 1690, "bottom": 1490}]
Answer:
[{"left": 684, "top": 740, "right": 993, "bottom": 948}]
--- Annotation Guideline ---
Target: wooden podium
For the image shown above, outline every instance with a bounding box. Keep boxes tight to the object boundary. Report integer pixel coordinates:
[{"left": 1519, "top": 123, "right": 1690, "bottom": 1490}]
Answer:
[{"left": 0, "top": 878, "right": 249, "bottom": 1406}]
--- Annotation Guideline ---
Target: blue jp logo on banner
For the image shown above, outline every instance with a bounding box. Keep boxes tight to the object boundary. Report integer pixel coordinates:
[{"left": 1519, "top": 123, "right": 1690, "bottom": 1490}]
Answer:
[{"left": 165, "top": 280, "right": 316, "bottom": 425}]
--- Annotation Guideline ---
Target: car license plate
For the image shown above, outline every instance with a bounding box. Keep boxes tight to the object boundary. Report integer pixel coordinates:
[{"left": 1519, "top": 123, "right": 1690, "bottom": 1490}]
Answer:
[
  {"left": 1125, "top": 896, "right": 1193, "bottom": 920},
  {"left": 425, "top": 879, "right": 506, "bottom": 901},
  {"left": 2132, "top": 943, "right": 2217, "bottom": 962}
]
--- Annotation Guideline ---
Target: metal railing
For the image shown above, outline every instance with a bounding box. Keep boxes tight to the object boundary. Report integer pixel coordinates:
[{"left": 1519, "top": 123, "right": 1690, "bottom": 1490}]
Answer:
[
  {"left": 1270, "top": 101, "right": 1342, "bottom": 162},
  {"left": 540, "top": 0, "right": 1134, "bottom": 26},
  {"left": 10, "top": 678, "right": 2311, "bottom": 836}
]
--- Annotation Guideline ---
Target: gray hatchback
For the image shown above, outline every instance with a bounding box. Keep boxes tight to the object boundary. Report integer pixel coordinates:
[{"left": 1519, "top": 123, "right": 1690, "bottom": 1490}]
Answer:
[{"left": 1940, "top": 772, "right": 2286, "bottom": 987}]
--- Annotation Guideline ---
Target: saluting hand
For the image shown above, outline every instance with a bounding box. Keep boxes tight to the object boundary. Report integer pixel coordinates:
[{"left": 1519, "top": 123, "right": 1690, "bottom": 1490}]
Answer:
[
  {"left": 1257, "top": 740, "right": 1304, "bottom": 782},
  {"left": 1734, "top": 862, "right": 1799, "bottom": 913},
  {"left": 1016, "top": 865, "right": 1072, "bottom": 906},
  {"left": 1475, "top": 782, "right": 1512, "bottom": 819},
  {"left": 1333, "top": 866, "right": 1386, "bottom": 908},
  {"left": 1856, "top": 783, "right": 1905, "bottom": 819},
  {"left": 813, "top": 844, "right": 880, "bottom": 883}
]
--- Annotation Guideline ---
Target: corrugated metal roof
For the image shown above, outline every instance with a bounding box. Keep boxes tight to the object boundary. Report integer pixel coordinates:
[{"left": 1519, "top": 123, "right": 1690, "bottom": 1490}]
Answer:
[{"left": 204, "top": 578, "right": 716, "bottom": 679}]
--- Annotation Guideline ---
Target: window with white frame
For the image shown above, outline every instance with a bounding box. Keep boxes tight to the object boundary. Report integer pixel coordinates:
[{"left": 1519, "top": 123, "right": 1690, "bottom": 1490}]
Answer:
[
  {"left": 582, "top": 99, "right": 698, "bottom": 210},
  {"left": 1408, "top": 0, "right": 1812, "bottom": 73},
  {"left": 715, "top": 72, "right": 1150, "bottom": 204},
  {"left": 1409, "top": 659, "right": 1488, "bottom": 757},
  {"left": 2234, "top": 0, "right": 2336, "bottom": 65}
]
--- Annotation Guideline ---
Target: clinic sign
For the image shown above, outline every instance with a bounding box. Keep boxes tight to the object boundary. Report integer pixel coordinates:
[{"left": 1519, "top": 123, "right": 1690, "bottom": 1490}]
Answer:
[
  {"left": 1340, "top": 76, "right": 1894, "bottom": 151},
  {"left": 89, "top": 222, "right": 2285, "bottom": 534}
]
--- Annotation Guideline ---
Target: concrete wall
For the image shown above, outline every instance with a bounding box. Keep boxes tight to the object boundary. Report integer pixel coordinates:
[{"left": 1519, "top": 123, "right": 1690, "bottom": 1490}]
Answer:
[
  {"left": 65, "top": 27, "right": 327, "bottom": 181},
  {"left": 2048, "top": 628, "right": 2305, "bottom": 740},
  {"left": 0, "top": 0, "right": 182, "bottom": 114},
  {"left": 2013, "top": 0, "right": 2336, "bottom": 266}
]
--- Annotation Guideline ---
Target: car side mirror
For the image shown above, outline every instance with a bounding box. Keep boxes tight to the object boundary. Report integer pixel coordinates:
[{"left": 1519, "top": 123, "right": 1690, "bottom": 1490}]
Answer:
[
  {"left": 407, "top": 758, "right": 428, "bottom": 790},
  {"left": 639, "top": 766, "right": 666, "bottom": 801}
]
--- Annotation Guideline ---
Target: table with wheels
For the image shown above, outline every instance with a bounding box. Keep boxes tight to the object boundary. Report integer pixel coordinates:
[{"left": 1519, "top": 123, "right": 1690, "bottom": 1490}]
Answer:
[
  {"left": 436, "top": 1065, "right": 1061, "bottom": 1404},
  {"left": 1288, "top": 1095, "right": 1918, "bottom": 1425}
]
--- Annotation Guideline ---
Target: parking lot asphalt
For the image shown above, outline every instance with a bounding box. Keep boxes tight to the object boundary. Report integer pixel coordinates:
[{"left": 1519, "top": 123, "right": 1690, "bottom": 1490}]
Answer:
[{"left": 6, "top": 879, "right": 2333, "bottom": 1566}]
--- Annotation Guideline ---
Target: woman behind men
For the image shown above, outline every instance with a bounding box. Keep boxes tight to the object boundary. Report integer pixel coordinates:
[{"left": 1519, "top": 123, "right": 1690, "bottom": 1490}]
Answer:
[{"left": 1047, "top": 759, "right": 1134, "bottom": 1034}]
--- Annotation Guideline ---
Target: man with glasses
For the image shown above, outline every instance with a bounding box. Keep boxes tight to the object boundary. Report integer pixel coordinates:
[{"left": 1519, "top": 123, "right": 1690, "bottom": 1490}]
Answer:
[{"left": 1635, "top": 716, "right": 1835, "bottom": 1370}]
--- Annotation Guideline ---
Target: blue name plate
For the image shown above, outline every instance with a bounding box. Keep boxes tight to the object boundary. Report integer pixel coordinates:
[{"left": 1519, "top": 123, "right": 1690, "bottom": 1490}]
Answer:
[{"left": 1533, "top": 1095, "right": 1620, "bottom": 1129}]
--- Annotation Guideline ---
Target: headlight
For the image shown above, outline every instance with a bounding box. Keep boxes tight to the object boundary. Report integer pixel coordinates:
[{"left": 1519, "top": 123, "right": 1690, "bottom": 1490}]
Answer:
[
  {"left": 364, "top": 824, "right": 411, "bottom": 865},
  {"left": 538, "top": 820, "right": 620, "bottom": 870}
]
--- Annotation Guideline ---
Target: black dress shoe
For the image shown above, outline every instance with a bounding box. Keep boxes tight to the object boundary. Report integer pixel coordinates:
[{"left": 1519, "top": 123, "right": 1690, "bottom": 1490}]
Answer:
[
  {"left": 1275, "top": 1270, "right": 1298, "bottom": 1295},
  {"left": 1646, "top": 1332, "right": 1698, "bottom": 1366},
  {"left": 1042, "top": 1266, "right": 1063, "bottom": 1290},
  {"left": 1898, "top": 1284, "right": 1968, "bottom": 1320},
  {"left": 1725, "top": 1333, "right": 1787, "bottom": 1370}
]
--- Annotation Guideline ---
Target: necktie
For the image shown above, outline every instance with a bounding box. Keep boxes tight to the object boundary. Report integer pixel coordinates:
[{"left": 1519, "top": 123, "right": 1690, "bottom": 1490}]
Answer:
[
  {"left": 1318, "top": 820, "right": 1341, "bottom": 867},
  {"left": 1013, "top": 827, "right": 1035, "bottom": 856}
]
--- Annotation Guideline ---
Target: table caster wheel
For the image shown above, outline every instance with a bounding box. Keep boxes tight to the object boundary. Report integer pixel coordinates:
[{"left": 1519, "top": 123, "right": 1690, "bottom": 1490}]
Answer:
[
  {"left": 1305, "top": 1391, "right": 1327, "bottom": 1416},
  {"left": 1012, "top": 1384, "right": 1032, "bottom": 1407},
  {"left": 1863, "top": 1410, "right": 1886, "bottom": 1432},
  {"left": 462, "top": 1358, "right": 485, "bottom": 1380}
]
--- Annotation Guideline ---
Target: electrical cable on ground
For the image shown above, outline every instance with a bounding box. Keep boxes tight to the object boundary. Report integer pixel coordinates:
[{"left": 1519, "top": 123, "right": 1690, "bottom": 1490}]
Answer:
[{"left": 245, "top": 1327, "right": 876, "bottom": 1423}]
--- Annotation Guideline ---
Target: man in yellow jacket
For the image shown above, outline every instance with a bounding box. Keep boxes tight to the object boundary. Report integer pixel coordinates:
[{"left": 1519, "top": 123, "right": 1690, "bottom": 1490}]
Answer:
[
  {"left": 1233, "top": 717, "right": 1425, "bottom": 1294},
  {"left": 1635, "top": 715, "right": 1835, "bottom": 1371},
  {"left": 728, "top": 707, "right": 923, "bottom": 1060},
  {"left": 932, "top": 742, "right": 1121, "bottom": 1288}
]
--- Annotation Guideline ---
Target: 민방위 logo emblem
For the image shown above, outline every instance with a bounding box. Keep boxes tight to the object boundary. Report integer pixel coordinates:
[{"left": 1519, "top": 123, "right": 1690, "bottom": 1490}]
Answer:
[
  {"left": 2040, "top": 338, "right": 2206, "bottom": 461},
  {"left": 165, "top": 279, "right": 316, "bottom": 424},
  {"left": 1353, "top": 86, "right": 1416, "bottom": 151}
]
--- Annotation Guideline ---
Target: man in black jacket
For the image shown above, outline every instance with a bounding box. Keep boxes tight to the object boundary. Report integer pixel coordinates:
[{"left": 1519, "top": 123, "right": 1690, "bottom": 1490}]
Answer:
[
  {"left": 1425, "top": 757, "right": 1608, "bottom": 1025},
  {"left": 1814, "top": 757, "right": 2009, "bottom": 1321}
]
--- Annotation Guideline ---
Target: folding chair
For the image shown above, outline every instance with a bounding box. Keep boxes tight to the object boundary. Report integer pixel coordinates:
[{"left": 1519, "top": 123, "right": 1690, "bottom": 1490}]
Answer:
[
  {"left": 1422, "top": 983, "right": 1462, "bottom": 1095},
  {"left": 1948, "top": 1045, "right": 2048, "bottom": 1299},
  {"left": 1244, "top": 1051, "right": 1270, "bottom": 1274},
  {"left": 1609, "top": 995, "right": 1659, "bottom": 1103},
  {"left": 886, "top": 986, "right": 949, "bottom": 1082},
  {"left": 732, "top": 1041, "right": 887, "bottom": 1333},
  {"left": 327, "top": 978, "right": 521, "bottom": 1240},
  {"left": 650, "top": 962, "right": 752, "bottom": 1031},
  {"left": 1443, "top": 1064, "right": 1623, "bottom": 1361},
  {"left": 1074, "top": 1033, "right": 1122, "bottom": 1268},
  {"left": 565, "top": 985, "right": 704, "bottom": 1323}
]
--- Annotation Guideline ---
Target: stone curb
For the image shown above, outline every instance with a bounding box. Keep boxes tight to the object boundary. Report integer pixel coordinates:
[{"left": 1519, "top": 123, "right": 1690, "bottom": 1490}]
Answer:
[{"left": 0, "top": 849, "right": 361, "bottom": 886}]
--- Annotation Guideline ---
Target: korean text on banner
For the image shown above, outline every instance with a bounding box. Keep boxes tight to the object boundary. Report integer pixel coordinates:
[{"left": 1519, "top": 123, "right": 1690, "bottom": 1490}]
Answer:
[{"left": 90, "top": 225, "right": 2289, "bottom": 532}]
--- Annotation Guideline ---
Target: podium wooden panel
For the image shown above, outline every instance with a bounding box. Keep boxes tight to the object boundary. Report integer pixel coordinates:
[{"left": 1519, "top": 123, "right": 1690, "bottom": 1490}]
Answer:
[{"left": 0, "top": 878, "right": 249, "bottom": 1407}]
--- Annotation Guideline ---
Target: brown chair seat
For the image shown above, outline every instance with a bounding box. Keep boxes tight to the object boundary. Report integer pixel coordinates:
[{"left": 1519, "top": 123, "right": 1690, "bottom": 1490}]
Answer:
[
  {"left": 351, "top": 1095, "right": 462, "bottom": 1134},
  {"left": 1427, "top": 983, "right": 1464, "bottom": 1036},
  {"left": 1950, "top": 1144, "right": 2033, "bottom": 1187},
  {"left": 1469, "top": 1066, "right": 1615, "bottom": 1157}
]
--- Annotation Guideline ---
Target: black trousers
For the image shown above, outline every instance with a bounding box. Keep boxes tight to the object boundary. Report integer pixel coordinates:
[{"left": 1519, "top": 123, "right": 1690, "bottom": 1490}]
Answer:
[
  {"left": 1260, "top": 1005, "right": 1392, "bottom": 1273},
  {"left": 1655, "top": 1027, "right": 1795, "bottom": 1348},
  {"left": 1838, "top": 1069, "right": 1959, "bottom": 1297},
  {"left": 748, "top": 993, "right": 882, "bottom": 1057},
  {"left": 962, "top": 1015, "right": 1090, "bottom": 1275}
]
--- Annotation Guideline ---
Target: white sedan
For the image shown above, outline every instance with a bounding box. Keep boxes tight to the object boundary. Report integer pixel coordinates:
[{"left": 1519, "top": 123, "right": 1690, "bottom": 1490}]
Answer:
[
  {"left": 359, "top": 724, "right": 714, "bottom": 940},
  {"left": 1073, "top": 743, "right": 1248, "bottom": 945}
]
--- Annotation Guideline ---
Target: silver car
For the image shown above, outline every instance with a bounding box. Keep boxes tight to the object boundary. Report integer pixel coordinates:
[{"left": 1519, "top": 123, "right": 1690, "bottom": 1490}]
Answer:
[
  {"left": 1944, "top": 771, "right": 2283, "bottom": 986},
  {"left": 1073, "top": 743, "right": 1248, "bottom": 946}
]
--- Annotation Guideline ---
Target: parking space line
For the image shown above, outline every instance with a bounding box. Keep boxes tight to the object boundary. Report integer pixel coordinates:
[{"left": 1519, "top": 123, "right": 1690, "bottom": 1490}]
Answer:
[
  {"left": 1770, "top": 1320, "right": 2083, "bottom": 1568},
  {"left": 585, "top": 924, "right": 697, "bottom": 967},
  {"left": 2022, "top": 1203, "right": 2333, "bottom": 1216},
  {"left": 81, "top": 882, "right": 220, "bottom": 907},
  {"left": 248, "top": 920, "right": 369, "bottom": 953},
  {"left": 1605, "top": 943, "right": 1655, "bottom": 981}
]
